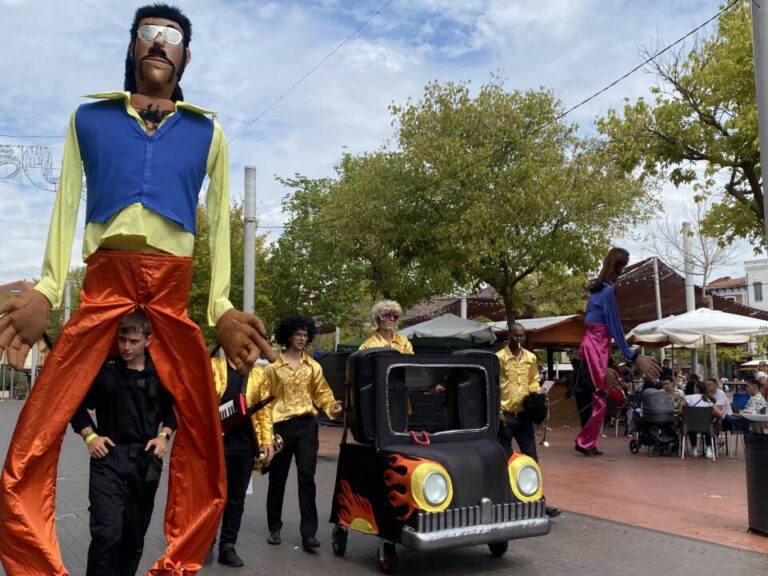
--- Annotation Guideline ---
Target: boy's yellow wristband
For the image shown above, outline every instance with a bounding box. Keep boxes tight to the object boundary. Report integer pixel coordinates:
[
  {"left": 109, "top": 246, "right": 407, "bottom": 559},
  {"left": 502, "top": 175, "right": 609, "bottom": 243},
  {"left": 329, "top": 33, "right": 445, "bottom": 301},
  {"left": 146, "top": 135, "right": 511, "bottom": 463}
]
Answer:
[{"left": 84, "top": 432, "right": 98, "bottom": 445}]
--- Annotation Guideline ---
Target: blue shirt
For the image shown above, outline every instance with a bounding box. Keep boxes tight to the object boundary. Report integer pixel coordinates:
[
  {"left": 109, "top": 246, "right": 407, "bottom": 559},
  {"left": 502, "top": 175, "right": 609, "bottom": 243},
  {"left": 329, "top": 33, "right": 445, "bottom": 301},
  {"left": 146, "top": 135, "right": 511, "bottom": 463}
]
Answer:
[{"left": 584, "top": 282, "right": 637, "bottom": 361}]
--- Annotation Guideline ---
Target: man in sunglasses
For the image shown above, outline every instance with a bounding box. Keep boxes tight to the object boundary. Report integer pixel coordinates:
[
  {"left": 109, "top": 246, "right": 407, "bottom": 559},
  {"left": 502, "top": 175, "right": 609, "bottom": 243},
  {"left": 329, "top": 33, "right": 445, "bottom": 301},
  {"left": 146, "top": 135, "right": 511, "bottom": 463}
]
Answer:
[{"left": 0, "top": 4, "right": 271, "bottom": 575}]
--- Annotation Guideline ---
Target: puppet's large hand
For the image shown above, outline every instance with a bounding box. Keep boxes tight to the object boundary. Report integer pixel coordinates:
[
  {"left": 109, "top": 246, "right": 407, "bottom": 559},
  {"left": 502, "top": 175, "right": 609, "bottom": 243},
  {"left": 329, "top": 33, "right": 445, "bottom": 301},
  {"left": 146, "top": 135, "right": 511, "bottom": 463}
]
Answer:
[
  {"left": 216, "top": 309, "right": 275, "bottom": 374},
  {"left": 0, "top": 290, "right": 52, "bottom": 370}
]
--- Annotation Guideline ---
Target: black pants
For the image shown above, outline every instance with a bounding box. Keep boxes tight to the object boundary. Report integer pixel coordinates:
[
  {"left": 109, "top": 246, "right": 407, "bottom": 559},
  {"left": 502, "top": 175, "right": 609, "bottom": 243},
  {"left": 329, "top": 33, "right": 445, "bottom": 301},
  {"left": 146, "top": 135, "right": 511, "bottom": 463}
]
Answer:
[
  {"left": 574, "top": 389, "right": 593, "bottom": 428},
  {"left": 87, "top": 445, "right": 161, "bottom": 576},
  {"left": 499, "top": 413, "right": 538, "bottom": 462},
  {"left": 267, "top": 416, "right": 319, "bottom": 539},
  {"left": 219, "top": 449, "right": 256, "bottom": 551}
]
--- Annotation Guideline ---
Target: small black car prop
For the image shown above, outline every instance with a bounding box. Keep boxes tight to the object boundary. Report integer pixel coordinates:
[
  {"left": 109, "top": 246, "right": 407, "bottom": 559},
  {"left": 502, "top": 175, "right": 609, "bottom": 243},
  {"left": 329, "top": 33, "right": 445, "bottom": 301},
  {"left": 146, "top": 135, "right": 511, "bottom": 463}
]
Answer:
[{"left": 330, "top": 349, "right": 550, "bottom": 573}]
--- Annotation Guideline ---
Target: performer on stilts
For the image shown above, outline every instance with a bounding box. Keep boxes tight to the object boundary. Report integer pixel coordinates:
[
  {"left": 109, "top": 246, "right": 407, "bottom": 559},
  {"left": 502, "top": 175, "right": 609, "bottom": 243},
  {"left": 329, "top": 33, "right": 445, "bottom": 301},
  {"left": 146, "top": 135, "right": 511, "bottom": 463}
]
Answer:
[
  {"left": 0, "top": 5, "right": 270, "bottom": 575},
  {"left": 574, "top": 247, "right": 660, "bottom": 457}
]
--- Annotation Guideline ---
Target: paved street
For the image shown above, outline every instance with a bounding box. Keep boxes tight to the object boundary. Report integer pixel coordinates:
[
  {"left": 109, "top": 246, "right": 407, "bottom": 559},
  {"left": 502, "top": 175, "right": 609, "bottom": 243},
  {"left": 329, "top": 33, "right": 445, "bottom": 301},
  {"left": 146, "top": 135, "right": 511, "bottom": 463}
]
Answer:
[{"left": 0, "top": 400, "right": 766, "bottom": 576}]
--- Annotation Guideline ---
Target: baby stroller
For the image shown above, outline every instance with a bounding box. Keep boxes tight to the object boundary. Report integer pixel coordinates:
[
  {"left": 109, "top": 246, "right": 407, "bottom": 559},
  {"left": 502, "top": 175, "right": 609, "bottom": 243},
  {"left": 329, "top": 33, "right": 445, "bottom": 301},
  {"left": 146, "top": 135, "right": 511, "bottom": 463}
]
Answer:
[{"left": 627, "top": 396, "right": 679, "bottom": 456}]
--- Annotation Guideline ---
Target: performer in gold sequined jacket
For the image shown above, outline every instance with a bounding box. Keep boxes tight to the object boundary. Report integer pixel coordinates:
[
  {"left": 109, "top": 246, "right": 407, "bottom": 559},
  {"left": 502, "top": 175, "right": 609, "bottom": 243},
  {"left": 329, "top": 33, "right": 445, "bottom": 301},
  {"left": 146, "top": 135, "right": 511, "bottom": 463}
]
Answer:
[{"left": 264, "top": 316, "right": 342, "bottom": 552}]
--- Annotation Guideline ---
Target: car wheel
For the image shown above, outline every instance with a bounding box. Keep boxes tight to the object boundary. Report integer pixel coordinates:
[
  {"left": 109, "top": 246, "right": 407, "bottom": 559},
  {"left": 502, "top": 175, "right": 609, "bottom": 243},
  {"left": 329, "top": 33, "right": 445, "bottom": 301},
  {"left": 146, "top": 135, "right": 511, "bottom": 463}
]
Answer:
[
  {"left": 331, "top": 525, "right": 347, "bottom": 556},
  {"left": 488, "top": 541, "right": 509, "bottom": 557},
  {"left": 377, "top": 541, "right": 397, "bottom": 574}
]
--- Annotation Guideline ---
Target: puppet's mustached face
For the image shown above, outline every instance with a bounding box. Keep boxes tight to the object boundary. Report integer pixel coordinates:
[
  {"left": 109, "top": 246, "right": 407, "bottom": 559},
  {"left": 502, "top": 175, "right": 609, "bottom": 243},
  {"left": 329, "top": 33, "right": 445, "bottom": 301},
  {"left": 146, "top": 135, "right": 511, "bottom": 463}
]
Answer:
[{"left": 134, "top": 17, "right": 186, "bottom": 90}]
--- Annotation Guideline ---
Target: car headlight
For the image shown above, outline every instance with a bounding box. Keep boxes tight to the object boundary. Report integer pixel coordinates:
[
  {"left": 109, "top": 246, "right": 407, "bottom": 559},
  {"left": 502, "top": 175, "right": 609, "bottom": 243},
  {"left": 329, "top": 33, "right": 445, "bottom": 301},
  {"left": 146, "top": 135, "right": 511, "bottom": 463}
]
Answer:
[
  {"left": 423, "top": 471, "right": 449, "bottom": 506},
  {"left": 507, "top": 454, "right": 543, "bottom": 501},
  {"left": 516, "top": 464, "right": 540, "bottom": 497},
  {"left": 410, "top": 461, "right": 453, "bottom": 512}
]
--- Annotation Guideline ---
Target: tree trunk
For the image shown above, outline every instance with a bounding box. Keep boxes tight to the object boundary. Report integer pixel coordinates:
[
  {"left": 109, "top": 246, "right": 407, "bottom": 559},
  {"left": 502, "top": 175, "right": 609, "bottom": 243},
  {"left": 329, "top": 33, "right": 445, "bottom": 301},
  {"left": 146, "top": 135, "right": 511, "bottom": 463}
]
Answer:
[{"left": 501, "top": 288, "right": 518, "bottom": 338}]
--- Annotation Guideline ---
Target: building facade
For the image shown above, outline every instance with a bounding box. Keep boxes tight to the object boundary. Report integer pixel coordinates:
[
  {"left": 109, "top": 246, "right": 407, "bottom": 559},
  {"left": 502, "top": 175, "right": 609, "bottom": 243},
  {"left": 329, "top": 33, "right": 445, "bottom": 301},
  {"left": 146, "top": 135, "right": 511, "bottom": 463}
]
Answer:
[
  {"left": 745, "top": 260, "right": 768, "bottom": 312},
  {"left": 706, "top": 276, "right": 748, "bottom": 305}
]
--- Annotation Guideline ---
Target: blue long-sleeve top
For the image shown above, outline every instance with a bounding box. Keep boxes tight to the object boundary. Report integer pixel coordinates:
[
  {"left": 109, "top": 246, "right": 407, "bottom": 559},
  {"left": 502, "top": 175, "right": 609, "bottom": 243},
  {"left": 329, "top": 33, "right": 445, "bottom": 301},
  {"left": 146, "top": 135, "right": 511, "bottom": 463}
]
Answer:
[{"left": 584, "top": 282, "right": 638, "bottom": 362}]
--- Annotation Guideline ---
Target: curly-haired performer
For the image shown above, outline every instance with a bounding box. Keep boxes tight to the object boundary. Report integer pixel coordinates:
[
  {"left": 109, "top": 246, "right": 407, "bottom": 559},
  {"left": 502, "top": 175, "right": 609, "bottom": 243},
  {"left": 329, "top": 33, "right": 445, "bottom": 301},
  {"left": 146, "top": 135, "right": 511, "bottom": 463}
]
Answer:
[
  {"left": 264, "top": 316, "right": 342, "bottom": 551},
  {"left": 574, "top": 248, "right": 660, "bottom": 456},
  {"left": 0, "top": 5, "right": 270, "bottom": 575}
]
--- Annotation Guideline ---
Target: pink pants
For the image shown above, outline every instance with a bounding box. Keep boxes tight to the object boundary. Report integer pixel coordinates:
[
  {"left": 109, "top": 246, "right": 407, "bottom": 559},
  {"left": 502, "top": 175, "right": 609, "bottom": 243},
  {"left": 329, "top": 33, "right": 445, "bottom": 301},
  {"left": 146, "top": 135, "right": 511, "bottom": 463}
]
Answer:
[{"left": 575, "top": 323, "right": 611, "bottom": 451}]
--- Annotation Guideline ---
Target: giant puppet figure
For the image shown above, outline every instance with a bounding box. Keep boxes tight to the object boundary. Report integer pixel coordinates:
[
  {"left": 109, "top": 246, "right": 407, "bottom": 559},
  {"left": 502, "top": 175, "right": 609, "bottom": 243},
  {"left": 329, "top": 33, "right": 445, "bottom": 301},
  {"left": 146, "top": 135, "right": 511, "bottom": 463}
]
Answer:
[
  {"left": 0, "top": 4, "right": 271, "bottom": 575},
  {"left": 573, "top": 248, "right": 661, "bottom": 457}
]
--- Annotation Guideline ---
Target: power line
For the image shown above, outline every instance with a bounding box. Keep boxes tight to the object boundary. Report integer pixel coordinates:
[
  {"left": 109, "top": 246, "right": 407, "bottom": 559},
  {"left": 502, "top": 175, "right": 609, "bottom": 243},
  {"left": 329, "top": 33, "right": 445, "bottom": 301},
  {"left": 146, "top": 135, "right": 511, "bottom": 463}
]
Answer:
[
  {"left": 424, "top": 0, "right": 741, "bottom": 192},
  {"left": 2, "top": 1, "right": 742, "bottom": 240},
  {"left": 0, "top": 218, "right": 48, "bottom": 227},
  {"left": 262, "top": 0, "right": 742, "bottom": 235},
  {"left": 229, "top": 0, "right": 394, "bottom": 143},
  {"left": 0, "top": 134, "right": 64, "bottom": 139}
]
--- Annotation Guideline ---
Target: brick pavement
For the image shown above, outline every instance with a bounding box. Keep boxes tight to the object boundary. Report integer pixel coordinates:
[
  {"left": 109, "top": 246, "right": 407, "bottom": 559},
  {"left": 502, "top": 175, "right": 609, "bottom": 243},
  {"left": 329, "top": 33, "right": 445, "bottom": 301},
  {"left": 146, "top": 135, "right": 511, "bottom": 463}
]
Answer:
[{"left": 0, "top": 401, "right": 766, "bottom": 576}]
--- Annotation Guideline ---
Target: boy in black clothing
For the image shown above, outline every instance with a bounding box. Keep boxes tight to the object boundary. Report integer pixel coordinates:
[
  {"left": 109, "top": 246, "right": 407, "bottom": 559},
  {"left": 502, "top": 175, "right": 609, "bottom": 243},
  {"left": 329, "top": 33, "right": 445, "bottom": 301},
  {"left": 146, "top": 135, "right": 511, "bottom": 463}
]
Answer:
[{"left": 71, "top": 310, "right": 176, "bottom": 576}]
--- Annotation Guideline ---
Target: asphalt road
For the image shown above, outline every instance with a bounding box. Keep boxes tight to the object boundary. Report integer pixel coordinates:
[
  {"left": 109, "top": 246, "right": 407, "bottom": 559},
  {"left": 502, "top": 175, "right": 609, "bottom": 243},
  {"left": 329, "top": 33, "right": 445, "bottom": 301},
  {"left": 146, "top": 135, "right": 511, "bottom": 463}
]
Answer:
[{"left": 0, "top": 401, "right": 765, "bottom": 576}]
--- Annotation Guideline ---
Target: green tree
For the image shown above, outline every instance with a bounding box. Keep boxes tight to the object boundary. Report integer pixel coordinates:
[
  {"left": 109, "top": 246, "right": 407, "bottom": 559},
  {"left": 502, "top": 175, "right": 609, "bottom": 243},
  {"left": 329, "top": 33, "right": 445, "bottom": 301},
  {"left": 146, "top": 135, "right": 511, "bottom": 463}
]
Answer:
[
  {"left": 597, "top": 1, "right": 762, "bottom": 245},
  {"left": 390, "top": 79, "right": 651, "bottom": 327},
  {"left": 190, "top": 201, "right": 271, "bottom": 345},
  {"left": 264, "top": 175, "right": 369, "bottom": 331},
  {"left": 322, "top": 152, "right": 457, "bottom": 308},
  {"left": 46, "top": 266, "right": 86, "bottom": 342}
]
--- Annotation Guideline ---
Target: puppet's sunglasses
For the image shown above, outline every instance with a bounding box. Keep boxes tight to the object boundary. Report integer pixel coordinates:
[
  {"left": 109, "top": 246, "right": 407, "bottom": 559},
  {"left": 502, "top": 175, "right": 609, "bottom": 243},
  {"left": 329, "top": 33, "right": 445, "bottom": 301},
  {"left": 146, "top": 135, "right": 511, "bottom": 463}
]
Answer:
[
  {"left": 380, "top": 312, "right": 399, "bottom": 321},
  {"left": 137, "top": 25, "right": 183, "bottom": 45}
]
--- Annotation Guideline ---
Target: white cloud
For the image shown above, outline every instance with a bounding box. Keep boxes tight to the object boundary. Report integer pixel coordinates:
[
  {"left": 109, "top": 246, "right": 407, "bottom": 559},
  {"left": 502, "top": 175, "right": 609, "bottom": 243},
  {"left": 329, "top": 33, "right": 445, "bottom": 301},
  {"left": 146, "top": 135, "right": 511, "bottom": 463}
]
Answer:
[{"left": 0, "top": 0, "right": 759, "bottom": 287}]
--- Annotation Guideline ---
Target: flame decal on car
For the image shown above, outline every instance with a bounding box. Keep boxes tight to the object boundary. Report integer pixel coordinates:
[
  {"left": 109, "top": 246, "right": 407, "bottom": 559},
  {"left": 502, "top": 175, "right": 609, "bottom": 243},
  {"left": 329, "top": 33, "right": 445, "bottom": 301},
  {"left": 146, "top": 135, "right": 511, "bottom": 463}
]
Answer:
[
  {"left": 384, "top": 454, "right": 453, "bottom": 519},
  {"left": 336, "top": 480, "right": 379, "bottom": 534}
]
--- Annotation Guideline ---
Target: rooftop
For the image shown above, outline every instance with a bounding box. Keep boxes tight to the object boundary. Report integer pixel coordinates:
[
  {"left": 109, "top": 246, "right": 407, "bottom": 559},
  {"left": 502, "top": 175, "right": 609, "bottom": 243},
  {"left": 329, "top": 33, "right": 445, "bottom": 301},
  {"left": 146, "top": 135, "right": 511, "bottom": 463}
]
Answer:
[{"left": 707, "top": 276, "right": 747, "bottom": 290}]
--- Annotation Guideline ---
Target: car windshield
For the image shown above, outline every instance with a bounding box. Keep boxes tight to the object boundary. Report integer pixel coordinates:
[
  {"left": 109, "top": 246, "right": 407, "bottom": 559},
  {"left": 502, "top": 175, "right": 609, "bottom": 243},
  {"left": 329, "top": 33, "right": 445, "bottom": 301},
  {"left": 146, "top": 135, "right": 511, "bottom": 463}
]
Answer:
[{"left": 384, "top": 364, "right": 489, "bottom": 436}]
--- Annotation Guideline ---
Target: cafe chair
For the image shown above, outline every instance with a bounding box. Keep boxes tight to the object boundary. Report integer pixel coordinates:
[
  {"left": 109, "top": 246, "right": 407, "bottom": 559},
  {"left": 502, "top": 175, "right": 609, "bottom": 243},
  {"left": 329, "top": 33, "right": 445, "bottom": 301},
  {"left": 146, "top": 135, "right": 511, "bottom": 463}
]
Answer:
[
  {"left": 727, "top": 403, "right": 748, "bottom": 457},
  {"left": 680, "top": 406, "right": 717, "bottom": 461}
]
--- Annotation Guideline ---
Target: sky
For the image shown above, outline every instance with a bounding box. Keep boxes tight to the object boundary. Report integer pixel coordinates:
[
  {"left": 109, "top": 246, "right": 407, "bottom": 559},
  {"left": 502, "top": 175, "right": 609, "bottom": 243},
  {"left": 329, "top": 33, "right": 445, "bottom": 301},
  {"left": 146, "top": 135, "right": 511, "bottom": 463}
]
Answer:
[{"left": 0, "top": 0, "right": 759, "bottom": 289}]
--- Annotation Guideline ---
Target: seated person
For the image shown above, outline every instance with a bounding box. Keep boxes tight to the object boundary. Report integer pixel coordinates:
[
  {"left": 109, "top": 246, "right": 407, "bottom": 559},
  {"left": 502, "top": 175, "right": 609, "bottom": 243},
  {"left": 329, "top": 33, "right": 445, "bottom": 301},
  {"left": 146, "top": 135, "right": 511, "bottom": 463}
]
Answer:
[
  {"left": 605, "top": 358, "right": 627, "bottom": 427},
  {"left": 662, "top": 378, "right": 685, "bottom": 412},
  {"left": 704, "top": 377, "right": 732, "bottom": 431},
  {"left": 735, "top": 380, "right": 767, "bottom": 434},
  {"left": 684, "top": 373, "right": 700, "bottom": 396},
  {"left": 683, "top": 381, "right": 724, "bottom": 458},
  {"left": 641, "top": 380, "right": 676, "bottom": 413}
]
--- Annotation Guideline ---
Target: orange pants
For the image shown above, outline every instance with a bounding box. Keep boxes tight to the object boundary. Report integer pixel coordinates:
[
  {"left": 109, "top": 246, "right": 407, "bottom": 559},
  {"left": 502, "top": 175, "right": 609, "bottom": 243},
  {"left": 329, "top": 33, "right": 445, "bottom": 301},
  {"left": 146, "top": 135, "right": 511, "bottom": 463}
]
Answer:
[{"left": 0, "top": 251, "right": 226, "bottom": 575}]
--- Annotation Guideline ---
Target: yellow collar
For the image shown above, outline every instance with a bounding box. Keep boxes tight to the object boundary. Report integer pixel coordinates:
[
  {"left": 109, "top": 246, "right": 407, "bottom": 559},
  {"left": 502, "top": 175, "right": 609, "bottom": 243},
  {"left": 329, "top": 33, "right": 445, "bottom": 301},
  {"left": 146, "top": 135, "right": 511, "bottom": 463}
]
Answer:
[
  {"left": 84, "top": 91, "right": 216, "bottom": 117},
  {"left": 276, "top": 351, "right": 310, "bottom": 367}
]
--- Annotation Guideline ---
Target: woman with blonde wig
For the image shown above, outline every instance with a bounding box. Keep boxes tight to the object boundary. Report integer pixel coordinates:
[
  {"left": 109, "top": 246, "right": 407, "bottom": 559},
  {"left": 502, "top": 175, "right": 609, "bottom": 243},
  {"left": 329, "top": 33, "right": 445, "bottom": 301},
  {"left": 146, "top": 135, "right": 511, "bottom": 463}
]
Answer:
[{"left": 359, "top": 300, "right": 413, "bottom": 354}]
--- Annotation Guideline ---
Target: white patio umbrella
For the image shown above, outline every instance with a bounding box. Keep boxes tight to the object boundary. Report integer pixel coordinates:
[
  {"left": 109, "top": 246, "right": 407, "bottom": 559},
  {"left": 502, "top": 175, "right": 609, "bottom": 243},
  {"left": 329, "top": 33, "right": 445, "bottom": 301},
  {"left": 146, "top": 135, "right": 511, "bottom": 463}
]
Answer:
[
  {"left": 655, "top": 308, "right": 768, "bottom": 346},
  {"left": 627, "top": 315, "right": 678, "bottom": 346}
]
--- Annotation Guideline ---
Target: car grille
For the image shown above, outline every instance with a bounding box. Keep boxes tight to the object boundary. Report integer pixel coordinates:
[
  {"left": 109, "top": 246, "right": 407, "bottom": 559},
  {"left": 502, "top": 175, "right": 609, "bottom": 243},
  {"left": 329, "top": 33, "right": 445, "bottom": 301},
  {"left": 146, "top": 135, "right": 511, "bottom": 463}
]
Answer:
[{"left": 414, "top": 499, "right": 545, "bottom": 533}]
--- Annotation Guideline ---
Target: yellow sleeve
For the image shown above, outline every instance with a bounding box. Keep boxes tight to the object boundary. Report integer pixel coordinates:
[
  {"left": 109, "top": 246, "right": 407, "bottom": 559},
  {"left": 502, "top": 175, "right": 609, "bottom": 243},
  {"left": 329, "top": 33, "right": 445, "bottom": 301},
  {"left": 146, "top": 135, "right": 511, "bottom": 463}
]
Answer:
[
  {"left": 34, "top": 112, "right": 83, "bottom": 307},
  {"left": 402, "top": 337, "right": 414, "bottom": 355},
  {"left": 528, "top": 354, "right": 541, "bottom": 394},
  {"left": 496, "top": 352, "right": 510, "bottom": 409},
  {"left": 205, "top": 121, "right": 234, "bottom": 325},
  {"left": 309, "top": 359, "right": 337, "bottom": 418},
  {"left": 247, "top": 367, "right": 273, "bottom": 446},
  {"left": 211, "top": 357, "right": 227, "bottom": 400},
  {"left": 358, "top": 336, "right": 374, "bottom": 350}
]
